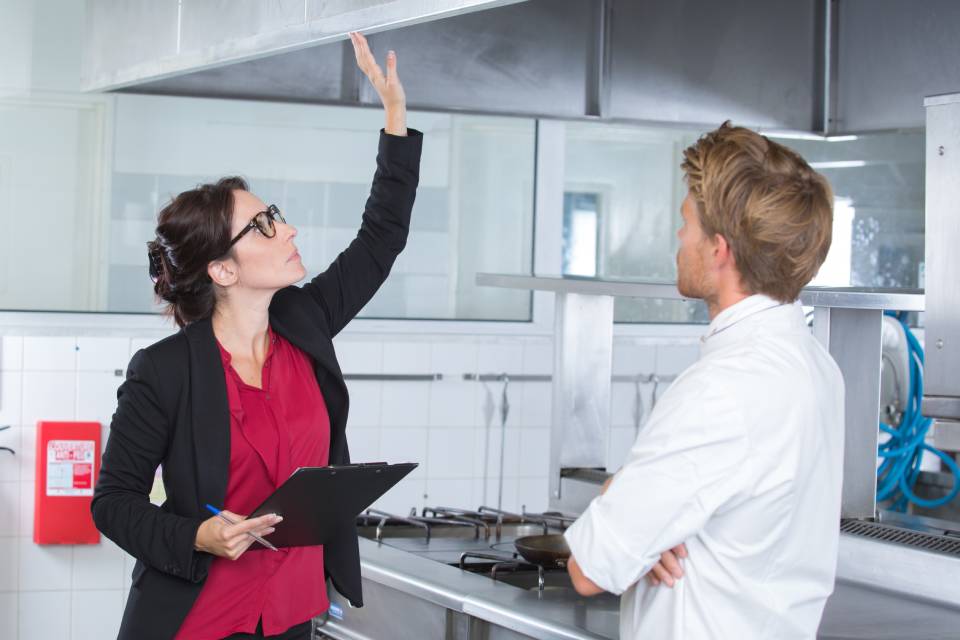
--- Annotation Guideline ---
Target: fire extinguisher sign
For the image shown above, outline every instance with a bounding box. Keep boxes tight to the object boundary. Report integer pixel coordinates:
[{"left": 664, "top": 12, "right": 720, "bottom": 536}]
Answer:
[{"left": 46, "top": 440, "right": 95, "bottom": 496}]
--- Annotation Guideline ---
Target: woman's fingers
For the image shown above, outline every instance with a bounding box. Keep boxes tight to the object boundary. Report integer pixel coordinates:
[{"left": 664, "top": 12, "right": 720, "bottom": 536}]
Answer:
[
  {"left": 385, "top": 50, "right": 398, "bottom": 85},
  {"left": 349, "top": 32, "right": 385, "bottom": 85},
  {"left": 651, "top": 562, "right": 675, "bottom": 587}
]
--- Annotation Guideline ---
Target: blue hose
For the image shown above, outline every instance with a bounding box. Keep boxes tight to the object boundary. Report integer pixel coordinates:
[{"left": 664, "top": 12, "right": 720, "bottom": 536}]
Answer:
[{"left": 876, "top": 312, "right": 960, "bottom": 511}]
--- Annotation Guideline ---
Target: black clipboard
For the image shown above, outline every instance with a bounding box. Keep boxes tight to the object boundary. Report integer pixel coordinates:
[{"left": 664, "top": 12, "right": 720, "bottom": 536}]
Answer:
[{"left": 248, "top": 462, "right": 417, "bottom": 548}]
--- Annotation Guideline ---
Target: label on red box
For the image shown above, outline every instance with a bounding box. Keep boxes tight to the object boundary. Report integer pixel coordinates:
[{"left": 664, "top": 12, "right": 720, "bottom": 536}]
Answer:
[{"left": 46, "top": 440, "right": 95, "bottom": 496}]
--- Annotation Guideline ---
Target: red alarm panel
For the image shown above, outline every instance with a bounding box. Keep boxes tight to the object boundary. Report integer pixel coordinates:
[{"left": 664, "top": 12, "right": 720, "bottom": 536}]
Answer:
[{"left": 34, "top": 421, "right": 101, "bottom": 544}]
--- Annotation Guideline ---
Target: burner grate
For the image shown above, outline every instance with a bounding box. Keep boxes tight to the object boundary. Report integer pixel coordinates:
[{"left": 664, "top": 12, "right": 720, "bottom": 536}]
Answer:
[{"left": 841, "top": 519, "right": 960, "bottom": 557}]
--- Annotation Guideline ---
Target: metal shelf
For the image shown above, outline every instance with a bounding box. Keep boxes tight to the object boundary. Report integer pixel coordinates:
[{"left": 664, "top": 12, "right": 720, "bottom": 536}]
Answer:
[{"left": 476, "top": 273, "right": 924, "bottom": 311}]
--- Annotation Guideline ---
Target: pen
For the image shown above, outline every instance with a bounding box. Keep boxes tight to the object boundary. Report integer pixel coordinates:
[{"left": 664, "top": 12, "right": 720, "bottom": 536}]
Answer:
[{"left": 204, "top": 504, "right": 279, "bottom": 552}]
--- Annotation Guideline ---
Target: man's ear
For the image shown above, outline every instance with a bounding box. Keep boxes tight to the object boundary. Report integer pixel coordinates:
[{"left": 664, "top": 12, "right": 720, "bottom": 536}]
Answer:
[
  {"left": 208, "top": 257, "right": 238, "bottom": 287},
  {"left": 712, "top": 233, "right": 736, "bottom": 269}
]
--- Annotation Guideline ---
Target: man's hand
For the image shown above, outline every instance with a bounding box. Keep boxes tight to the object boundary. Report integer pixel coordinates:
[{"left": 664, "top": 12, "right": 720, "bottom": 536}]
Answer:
[
  {"left": 349, "top": 31, "right": 407, "bottom": 136},
  {"left": 194, "top": 511, "right": 281, "bottom": 561},
  {"left": 646, "top": 543, "right": 687, "bottom": 587}
]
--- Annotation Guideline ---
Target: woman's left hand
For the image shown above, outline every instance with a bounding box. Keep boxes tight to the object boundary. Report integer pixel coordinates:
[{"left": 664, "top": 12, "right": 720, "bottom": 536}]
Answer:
[{"left": 350, "top": 31, "right": 407, "bottom": 136}]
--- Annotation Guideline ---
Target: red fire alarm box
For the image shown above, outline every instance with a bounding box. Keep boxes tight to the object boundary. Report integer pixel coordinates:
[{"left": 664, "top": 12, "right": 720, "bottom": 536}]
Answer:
[{"left": 34, "top": 421, "right": 102, "bottom": 544}]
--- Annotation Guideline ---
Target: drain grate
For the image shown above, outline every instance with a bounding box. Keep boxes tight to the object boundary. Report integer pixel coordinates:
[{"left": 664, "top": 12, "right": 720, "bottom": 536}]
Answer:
[{"left": 841, "top": 519, "right": 960, "bottom": 557}]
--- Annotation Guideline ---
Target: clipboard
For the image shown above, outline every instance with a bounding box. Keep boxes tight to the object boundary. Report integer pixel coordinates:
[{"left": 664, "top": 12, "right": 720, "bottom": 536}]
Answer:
[{"left": 248, "top": 462, "right": 417, "bottom": 548}]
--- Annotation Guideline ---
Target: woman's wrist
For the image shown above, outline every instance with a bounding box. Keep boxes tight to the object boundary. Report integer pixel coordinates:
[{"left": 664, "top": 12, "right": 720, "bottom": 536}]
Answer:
[{"left": 384, "top": 105, "right": 407, "bottom": 136}]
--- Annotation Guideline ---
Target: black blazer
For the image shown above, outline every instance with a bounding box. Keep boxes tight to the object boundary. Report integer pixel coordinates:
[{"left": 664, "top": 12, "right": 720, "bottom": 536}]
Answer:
[{"left": 92, "top": 130, "right": 422, "bottom": 640}]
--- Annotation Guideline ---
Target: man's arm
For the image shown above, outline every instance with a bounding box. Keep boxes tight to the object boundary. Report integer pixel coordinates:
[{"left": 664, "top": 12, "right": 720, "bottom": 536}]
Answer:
[{"left": 568, "top": 555, "right": 605, "bottom": 596}]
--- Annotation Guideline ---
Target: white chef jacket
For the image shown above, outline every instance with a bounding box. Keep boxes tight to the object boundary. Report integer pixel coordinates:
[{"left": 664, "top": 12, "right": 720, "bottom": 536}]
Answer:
[{"left": 564, "top": 294, "right": 845, "bottom": 639}]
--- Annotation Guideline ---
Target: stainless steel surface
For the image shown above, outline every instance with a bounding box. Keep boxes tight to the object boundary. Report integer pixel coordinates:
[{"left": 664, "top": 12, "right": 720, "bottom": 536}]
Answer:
[
  {"left": 476, "top": 274, "right": 925, "bottom": 310},
  {"left": 812, "top": 306, "right": 882, "bottom": 519},
  {"left": 934, "top": 419, "right": 960, "bottom": 453},
  {"left": 550, "top": 292, "right": 613, "bottom": 510},
  {"left": 813, "top": 0, "right": 839, "bottom": 134},
  {"left": 836, "top": 0, "right": 960, "bottom": 131},
  {"left": 840, "top": 519, "right": 960, "bottom": 558},
  {"left": 922, "top": 93, "right": 960, "bottom": 420},
  {"left": 343, "top": 373, "right": 443, "bottom": 381}
]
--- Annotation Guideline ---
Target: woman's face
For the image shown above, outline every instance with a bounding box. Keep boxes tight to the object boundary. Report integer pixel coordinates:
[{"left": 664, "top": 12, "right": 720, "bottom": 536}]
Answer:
[{"left": 225, "top": 189, "right": 306, "bottom": 292}]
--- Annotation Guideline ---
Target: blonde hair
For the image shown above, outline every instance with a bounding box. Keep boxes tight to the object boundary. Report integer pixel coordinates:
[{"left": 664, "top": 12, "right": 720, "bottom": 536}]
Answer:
[{"left": 681, "top": 122, "right": 834, "bottom": 303}]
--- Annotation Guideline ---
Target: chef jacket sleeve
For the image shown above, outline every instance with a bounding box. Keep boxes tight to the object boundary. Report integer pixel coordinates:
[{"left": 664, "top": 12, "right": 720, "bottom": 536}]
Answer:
[{"left": 564, "top": 368, "right": 750, "bottom": 595}]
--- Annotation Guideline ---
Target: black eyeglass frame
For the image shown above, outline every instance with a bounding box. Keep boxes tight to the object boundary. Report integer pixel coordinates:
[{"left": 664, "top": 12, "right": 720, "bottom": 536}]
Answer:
[{"left": 228, "top": 204, "right": 286, "bottom": 247}]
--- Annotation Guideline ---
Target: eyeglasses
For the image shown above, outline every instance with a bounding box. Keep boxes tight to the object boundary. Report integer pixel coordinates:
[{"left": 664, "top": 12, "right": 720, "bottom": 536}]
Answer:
[{"left": 228, "top": 204, "right": 286, "bottom": 247}]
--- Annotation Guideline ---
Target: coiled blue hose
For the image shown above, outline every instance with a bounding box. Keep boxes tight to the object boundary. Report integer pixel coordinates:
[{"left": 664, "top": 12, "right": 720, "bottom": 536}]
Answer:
[{"left": 877, "top": 312, "right": 960, "bottom": 511}]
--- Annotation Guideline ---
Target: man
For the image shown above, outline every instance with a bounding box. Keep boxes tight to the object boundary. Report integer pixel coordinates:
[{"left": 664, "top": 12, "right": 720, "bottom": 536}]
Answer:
[{"left": 564, "top": 122, "right": 845, "bottom": 639}]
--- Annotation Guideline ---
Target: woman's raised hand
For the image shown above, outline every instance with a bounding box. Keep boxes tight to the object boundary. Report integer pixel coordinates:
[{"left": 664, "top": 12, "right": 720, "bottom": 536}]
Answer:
[
  {"left": 194, "top": 511, "right": 281, "bottom": 561},
  {"left": 349, "top": 31, "right": 407, "bottom": 136}
]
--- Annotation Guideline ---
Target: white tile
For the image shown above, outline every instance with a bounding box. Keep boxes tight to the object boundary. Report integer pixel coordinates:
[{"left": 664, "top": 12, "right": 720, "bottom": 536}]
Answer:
[
  {"left": 427, "top": 428, "right": 479, "bottom": 479},
  {"left": 424, "top": 477, "right": 474, "bottom": 509},
  {"left": 610, "top": 382, "right": 637, "bottom": 428},
  {"left": 521, "top": 341, "right": 553, "bottom": 375},
  {"left": 334, "top": 340, "right": 382, "bottom": 374},
  {"left": 0, "top": 538, "right": 17, "bottom": 591},
  {"left": 373, "top": 476, "right": 425, "bottom": 516},
  {"left": 482, "top": 426, "right": 520, "bottom": 479},
  {"left": 0, "top": 592, "right": 16, "bottom": 640},
  {"left": 0, "top": 482, "right": 19, "bottom": 536},
  {"left": 19, "top": 591, "right": 70, "bottom": 640},
  {"left": 477, "top": 343, "right": 523, "bottom": 376},
  {"left": 76, "top": 337, "right": 131, "bottom": 372},
  {"left": 382, "top": 341, "right": 432, "bottom": 374},
  {"left": 518, "top": 429, "right": 550, "bottom": 477},
  {"left": 655, "top": 344, "right": 700, "bottom": 376},
  {"left": 0, "top": 424, "right": 19, "bottom": 482},
  {"left": 72, "top": 590, "right": 123, "bottom": 640},
  {"left": 346, "top": 428, "right": 380, "bottom": 464},
  {"left": 482, "top": 476, "right": 519, "bottom": 513},
  {"left": 129, "top": 337, "right": 158, "bottom": 356},
  {"left": 1, "top": 336, "right": 23, "bottom": 370},
  {"left": 22, "top": 371, "right": 76, "bottom": 425},
  {"left": 22, "top": 337, "right": 76, "bottom": 371},
  {"left": 612, "top": 343, "right": 657, "bottom": 376},
  {"left": 606, "top": 427, "right": 638, "bottom": 473},
  {"left": 76, "top": 372, "right": 122, "bottom": 425},
  {"left": 429, "top": 342, "right": 477, "bottom": 377},
  {"left": 19, "top": 481, "right": 34, "bottom": 537},
  {"left": 379, "top": 428, "right": 427, "bottom": 478},
  {"left": 0, "top": 371, "right": 22, "bottom": 426},
  {"left": 72, "top": 538, "right": 125, "bottom": 590},
  {"left": 19, "top": 425, "right": 36, "bottom": 484},
  {"left": 518, "top": 382, "right": 552, "bottom": 428},
  {"left": 517, "top": 477, "right": 550, "bottom": 514},
  {"left": 380, "top": 383, "right": 429, "bottom": 428},
  {"left": 18, "top": 537, "right": 72, "bottom": 590},
  {"left": 345, "top": 381, "right": 380, "bottom": 428},
  {"left": 428, "top": 382, "right": 479, "bottom": 428}
]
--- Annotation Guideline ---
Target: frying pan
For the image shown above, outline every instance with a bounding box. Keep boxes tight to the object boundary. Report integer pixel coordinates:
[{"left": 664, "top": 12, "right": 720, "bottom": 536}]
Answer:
[{"left": 514, "top": 534, "right": 571, "bottom": 568}]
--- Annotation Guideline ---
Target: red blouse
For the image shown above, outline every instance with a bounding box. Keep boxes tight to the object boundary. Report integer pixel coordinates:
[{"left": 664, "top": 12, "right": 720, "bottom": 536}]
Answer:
[{"left": 176, "top": 328, "right": 331, "bottom": 639}]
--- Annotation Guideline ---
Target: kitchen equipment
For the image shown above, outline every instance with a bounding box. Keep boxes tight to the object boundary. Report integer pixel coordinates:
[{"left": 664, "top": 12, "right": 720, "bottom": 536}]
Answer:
[{"left": 514, "top": 534, "right": 571, "bottom": 568}]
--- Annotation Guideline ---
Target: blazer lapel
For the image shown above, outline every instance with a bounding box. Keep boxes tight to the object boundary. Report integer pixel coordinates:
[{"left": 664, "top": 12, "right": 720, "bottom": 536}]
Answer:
[{"left": 185, "top": 318, "right": 231, "bottom": 511}]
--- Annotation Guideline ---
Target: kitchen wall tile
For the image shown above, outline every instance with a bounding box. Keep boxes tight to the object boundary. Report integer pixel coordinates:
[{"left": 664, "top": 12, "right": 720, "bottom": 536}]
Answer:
[
  {"left": 379, "top": 427, "right": 427, "bottom": 478},
  {"left": 477, "top": 343, "right": 523, "bottom": 376},
  {"left": 76, "top": 337, "right": 131, "bottom": 372},
  {"left": 655, "top": 344, "right": 699, "bottom": 376},
  {"left": 0, "top": 372, "right": 23, "bottom": 426},
  {"left": 382, "top": 341, "right": 432, "bottom": 374},
  {"left": 18, "top": 537, "right": 72, "bottom": 591},
  {"left": 19, "top": 590, "right": 70, "bottom": 640},
  {"left": 380, "top": 382, "right": 429, "bottom": 428},
  {"left": 0, "top": 424, "right": 20, "bottom": 482},
  {"left": 428, "top": 381, "right": 479, "bottom": 428},
  {"left": 22, "top": 337, "right": 76, "bottom": 371},
  {"left": 77, "top": 371, "right": 122, "bottom": 426},
  {"left": 346, "top": 381, "right": 381, "bottom": 428},
  {"left": 72, "top": 589, "right": 123, "bottom": 640},
  {"left": 482, "top": 476, "right": 519, "bottom": 513},
  {"left": 424, "top": 477, "right": 474, "bottom": 510},
  {"left": 429, "top": 341, "right": 477, "bottom": 377},
  {"left": 373, "top": 476, "right": 425, "bottom": 516},
  {"left": 0, "top": 536, "right": 18, "bottom": 591},
  {"left": 610, "top": 382, "right": 637, "bottom": 429},
  {"left": 518, "top": 429, "right": 550, "bottom": 478},
  {"left": 72, "top": 538, "right": 125, "bottom": 590},
  {"left": 518, "top": 381, "right": 551, "bottom": 428},
  {"left": 481, "top": 426, "right": 519, "bottom": 479},
  {"left": 0, "top": 592, "right": 16, "bottom": 640},
  {"left": 612, "top": 343, "right": 657, "bottom": 376},
  {"left": 521, "top": 341, "right": 553, "bottom": 375},
  {"left": 346, "top": 428, "right": 380, "bottom": 464},
  {"left": 22, "top": 371, "right": 76, "bottom": 424},
  {"left": 427, "top": 428, "right": 478, "bottom": 479},
  {"left": 0, "top": 482, "right": 19, "bottom": 536},
  {"left": 129, "top": 337, "right": 160, "bottom": 356},
  {"left": 19, "top": 425, "right": 36, "bottom": 485},
  {"left": 516, "top": 476, "right": 550, "bottom": 514},
  {"left": 1, "top": 336, "right": 23, "bottom": 370},
  {"left": 606, "top": 427, "right": 637, "bottom": 473},
  {"left": 19, "top": 482, "right": 33, "bottom": 537},
  {"left": 334, "top": 340, "right": 382, "bottom": 374}
]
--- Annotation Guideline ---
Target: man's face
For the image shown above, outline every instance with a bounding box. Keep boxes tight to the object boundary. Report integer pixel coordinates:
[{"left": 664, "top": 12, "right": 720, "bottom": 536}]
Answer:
[{"left": 676, "top": 192, "right": 714, "bottom": 300}]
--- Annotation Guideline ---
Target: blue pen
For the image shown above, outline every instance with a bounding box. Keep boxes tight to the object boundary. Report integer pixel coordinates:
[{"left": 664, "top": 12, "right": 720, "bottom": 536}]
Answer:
[{"left": 204, "top": 504, "right": 279, "bottom": 552}]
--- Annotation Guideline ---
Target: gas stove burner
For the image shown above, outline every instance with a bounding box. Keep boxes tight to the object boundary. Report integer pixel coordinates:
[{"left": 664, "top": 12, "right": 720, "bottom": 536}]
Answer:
[{"left": 458, "top": 552, "right": 549, "bottom": 591}]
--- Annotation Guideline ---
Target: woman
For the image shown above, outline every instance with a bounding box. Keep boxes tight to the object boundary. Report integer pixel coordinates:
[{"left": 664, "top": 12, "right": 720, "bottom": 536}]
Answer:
[{"left": 91, "top": 33, "right": 421, "bottom": 640}]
